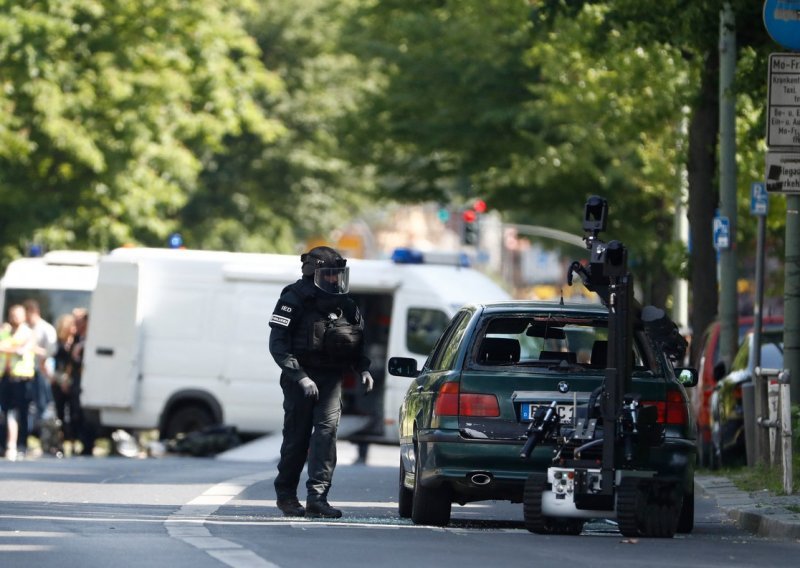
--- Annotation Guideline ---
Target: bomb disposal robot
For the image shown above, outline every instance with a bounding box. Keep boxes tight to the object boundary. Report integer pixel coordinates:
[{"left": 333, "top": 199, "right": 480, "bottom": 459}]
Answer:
[{"left": 520, "top": 196, "right": 694, "bottom": 538}]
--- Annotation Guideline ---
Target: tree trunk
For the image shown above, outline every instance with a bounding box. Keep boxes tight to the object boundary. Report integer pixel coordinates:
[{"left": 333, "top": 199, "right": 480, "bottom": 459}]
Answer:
[{"left": 687, "top": 50, "right": 720, "bottom": 363}]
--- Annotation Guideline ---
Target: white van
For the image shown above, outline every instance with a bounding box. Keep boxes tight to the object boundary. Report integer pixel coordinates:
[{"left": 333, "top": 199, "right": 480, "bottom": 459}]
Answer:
[
  {"left": 0, "top": 247, "right": 510, "bottom": 443},
  {"left": 0, "top": 250, "right": 99, "bottom": 327}
]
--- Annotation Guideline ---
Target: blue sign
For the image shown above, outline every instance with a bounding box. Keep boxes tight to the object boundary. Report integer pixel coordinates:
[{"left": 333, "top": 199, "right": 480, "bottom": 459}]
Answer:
[
  {"left": 764, "top": 1, "right": 800, "bottom": 51},
  {"left": 751, "top": 182, "right": 769, "bottom": 216},
  {"left": 713, "top": 215, "right": 731, "bottom": 251}
]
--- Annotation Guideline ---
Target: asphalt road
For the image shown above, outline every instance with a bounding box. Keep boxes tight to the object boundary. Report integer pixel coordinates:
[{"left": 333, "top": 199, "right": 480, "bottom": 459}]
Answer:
[{"left": 1, "top": 440, "right": 799, "bottom": 568}]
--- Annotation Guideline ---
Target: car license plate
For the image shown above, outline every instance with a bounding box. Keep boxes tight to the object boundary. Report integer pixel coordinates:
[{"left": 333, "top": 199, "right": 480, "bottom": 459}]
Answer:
[{"left": 521, "top": 403, "right": 574, "bottom": 424}]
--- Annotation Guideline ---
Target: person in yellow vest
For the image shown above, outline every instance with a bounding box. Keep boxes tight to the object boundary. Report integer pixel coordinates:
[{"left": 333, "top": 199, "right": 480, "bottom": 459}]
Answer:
[{"left": 0, "top": 304, "right": 36, "bottom": 461}]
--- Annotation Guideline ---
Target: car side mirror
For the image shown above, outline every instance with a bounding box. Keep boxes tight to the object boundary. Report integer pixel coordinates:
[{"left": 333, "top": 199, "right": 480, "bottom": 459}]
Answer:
[
  {"left": 388, "top": 356, "right": 419, "bottom": 377},
  {"left": 713, "top": 361, "right": 727, "bottom": 382},
  {"left": 674, "top": 367, "right": 698, "bottom": 388}
]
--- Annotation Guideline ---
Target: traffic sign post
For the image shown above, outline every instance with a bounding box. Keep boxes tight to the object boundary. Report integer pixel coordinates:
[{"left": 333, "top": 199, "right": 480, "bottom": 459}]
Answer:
[
  {"left": 767, "top": 53, "right": 800, "bottom": 148},
  {"left": 751, "top": 182, "right": 769, "bottom": 215},
  {"left": 713, "top": 215, "right": 731, "bottom": 251},
  {"left": 764, "top": 1, "right": 800, "bottom": 52},
  {"left": 765, "top": 151, "right": 800, "bottom": 192},
  {"left": 764, "top": 1, "right": 800, "bottom": 406}
]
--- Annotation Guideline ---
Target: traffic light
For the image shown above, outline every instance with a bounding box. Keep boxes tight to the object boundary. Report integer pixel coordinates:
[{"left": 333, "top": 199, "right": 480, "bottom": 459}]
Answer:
[{"left": 462, "top": 208, "right": 479, "bottom": 245}]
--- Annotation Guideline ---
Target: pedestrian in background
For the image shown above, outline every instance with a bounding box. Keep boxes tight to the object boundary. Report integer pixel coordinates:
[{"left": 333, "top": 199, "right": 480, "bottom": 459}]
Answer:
[
  {"left": 70, "top": 308, "right": 95, "bottom": 456},
  {"left": 24, "top": 300, "right": 57, "bottom": 433},
  {"left": 268, "top": 246, "right": 373, "bottom": 518},
  {"left": 0, "top": 304, "right": 37, "bottom": 460},
  {"left": 52, "top": 312, "right": 77, "bottom": 453}
]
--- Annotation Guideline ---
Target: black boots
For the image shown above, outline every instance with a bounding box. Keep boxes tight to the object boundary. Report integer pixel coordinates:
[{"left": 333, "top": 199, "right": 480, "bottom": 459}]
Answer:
[
  {"left": 276, "top": 497, "right": 306, "bottom": 517},
  {"left": 306, "top": 496, "right": 342, "bottom": 519}
]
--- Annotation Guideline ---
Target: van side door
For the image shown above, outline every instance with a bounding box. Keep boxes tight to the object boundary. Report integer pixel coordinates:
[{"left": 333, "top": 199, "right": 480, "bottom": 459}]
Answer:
[{"left": 82, "top": 260, "right": 140, "bottom": 408}]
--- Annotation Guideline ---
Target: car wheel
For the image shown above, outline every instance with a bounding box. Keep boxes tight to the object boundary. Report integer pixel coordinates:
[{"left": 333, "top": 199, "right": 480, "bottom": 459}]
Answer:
[
  {"left": 640, "top": 481, "right": 679, "bottom": 538},
  {"left": 676, "top": 490, "right": 694, "bottom": 533},
  {"left": 410, "top": 445, "right": 451, "bottom": 526},
  {"left": 398, "top": 456, "right": 413, "bottom": 519}
]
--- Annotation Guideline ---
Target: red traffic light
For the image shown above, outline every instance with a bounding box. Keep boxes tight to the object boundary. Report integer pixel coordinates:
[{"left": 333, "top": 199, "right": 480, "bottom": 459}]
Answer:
[
  {"left": 462, "top": 209, "right": 477, "bottom": 223},
  {"left": 473, "top": 199, "right": 487, "bottom": 214}
]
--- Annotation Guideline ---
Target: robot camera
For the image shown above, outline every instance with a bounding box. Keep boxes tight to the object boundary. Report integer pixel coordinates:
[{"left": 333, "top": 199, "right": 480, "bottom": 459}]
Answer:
[{"left": 583, "top": 196, "right": 608, "bottom": 236}]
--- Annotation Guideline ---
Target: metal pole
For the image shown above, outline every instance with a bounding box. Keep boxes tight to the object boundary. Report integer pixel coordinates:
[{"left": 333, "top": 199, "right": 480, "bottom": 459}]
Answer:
[
  {"left": 786, "top": 196, "right": 800, "bottom": 406},
  {"left": 718, "top": 3, "right": 739, "bottom": 369},
  {"left": 779, "top": 370, "right": 793, "bottom": 495},
  {"left": 673, "top": 133, "right": 690, "bottom": 332},
  {"left": 752, "top": 213, "right": 767, "bottom": 464},
  {"left": 754, "top": 214, "right": 766, "bottom": 370}
]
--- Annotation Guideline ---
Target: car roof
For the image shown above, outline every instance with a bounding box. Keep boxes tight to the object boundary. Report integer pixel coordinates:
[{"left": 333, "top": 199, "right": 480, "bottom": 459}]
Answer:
[{"left": 469, "top": 300, "right": 608, "bottom": 316}]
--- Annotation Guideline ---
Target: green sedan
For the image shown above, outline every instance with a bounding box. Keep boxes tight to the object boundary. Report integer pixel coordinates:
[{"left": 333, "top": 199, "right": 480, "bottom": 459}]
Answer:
[{"left": 389, "top": 300, "right": 697, "bottom": 531}]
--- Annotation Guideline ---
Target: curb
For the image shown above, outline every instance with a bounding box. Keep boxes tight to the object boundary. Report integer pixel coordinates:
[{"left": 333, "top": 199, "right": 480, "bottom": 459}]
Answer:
[{"left": 696, "top": 475, "right": 800, "bottom": 540}]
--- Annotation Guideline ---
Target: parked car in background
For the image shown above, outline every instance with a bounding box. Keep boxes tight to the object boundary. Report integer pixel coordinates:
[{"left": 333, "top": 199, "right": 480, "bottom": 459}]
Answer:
[
  {"left": 709, "top": 329, "right": 784, "bottom": 468},
  {"left": 390, "top": 301, "right": 697, "bottom": 532},
  {"left": 692, "top": 316, "right": 783, "bottom": 466}
]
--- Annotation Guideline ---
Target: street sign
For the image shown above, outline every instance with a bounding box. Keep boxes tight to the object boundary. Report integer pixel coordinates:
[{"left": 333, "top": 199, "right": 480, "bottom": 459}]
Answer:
[
  {"left": 767, "top": 53, "right": 800, "bottom": 148},
  {"left": 766, "top": 151, "right": 800, "bottom": 192},
  {"left": 713, "top": 215, "right": 731, "bottom": 251},
  {"left": 751, "top": 182, "right": 769, "bottom": 215},
  {"left": 764, "top": 1, "right": 800, "bottom": 52}
]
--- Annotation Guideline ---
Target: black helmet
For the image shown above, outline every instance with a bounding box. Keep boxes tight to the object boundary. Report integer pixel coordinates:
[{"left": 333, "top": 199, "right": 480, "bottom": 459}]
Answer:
[
  {"left": 301, "top": 246, "right": 346, "bottom": 275},
  {"left": 301, "top": 246, "right": 349, "bottom": 294}
]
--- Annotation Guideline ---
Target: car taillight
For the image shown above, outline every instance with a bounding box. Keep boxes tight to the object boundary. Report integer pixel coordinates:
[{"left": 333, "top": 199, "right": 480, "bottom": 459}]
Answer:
[
  {"left": 460, "top": 394, "right": 500, "bottom": 417},
  {"left": 434, "top": 382, "right": 460, "bottom": 416},
  {"left": 433, "top": 382, "right": 500, "bottom": 417},
  {"left": 643, "top": 390, "right": 688, "bottom": 425}
]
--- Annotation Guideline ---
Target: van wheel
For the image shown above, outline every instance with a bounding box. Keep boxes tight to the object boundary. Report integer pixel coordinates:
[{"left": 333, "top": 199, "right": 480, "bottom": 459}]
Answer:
[{"left": 163, "top": 405, "right": 214, "bottom": 439}]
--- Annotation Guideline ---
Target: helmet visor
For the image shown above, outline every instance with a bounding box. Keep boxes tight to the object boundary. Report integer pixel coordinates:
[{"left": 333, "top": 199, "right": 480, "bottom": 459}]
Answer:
[{"left": 314, "top": 267, "right": 350, "bottom": 294}]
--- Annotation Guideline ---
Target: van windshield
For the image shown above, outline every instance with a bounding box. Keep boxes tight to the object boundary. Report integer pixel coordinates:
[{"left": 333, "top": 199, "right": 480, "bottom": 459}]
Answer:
[{"left": 3, "top": 288, "right": 91, "bottom": 325}]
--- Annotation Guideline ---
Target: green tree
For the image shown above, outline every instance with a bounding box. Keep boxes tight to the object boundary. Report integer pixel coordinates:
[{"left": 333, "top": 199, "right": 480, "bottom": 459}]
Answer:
[
  {"left": 342, "top": 1, "right": 693, "bottom": 305},
  {"left": 183, "top": 0, "right": 379, "bottom": 253},
  {"left": 608, "top": 0, "right": 777, "bottom": 358},
  {"left": 0, "top": 0, "right": 283, "bottom": 260}
]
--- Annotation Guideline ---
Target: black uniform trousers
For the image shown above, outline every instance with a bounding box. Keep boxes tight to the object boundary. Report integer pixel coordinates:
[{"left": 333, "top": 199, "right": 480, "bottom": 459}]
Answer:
[{"left": 274, "top": 367, "right": 343, "bottom": 500}]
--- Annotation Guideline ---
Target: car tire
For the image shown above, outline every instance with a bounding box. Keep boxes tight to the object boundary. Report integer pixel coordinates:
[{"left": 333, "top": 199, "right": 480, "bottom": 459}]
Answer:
[
  {"left": 398, "top": 456, "right": 413, "bottom": 519},
  {"left": 639, "top": 481, "right": 679, "bottom": 539},
  {"left": 676, "top": 490, "right": 694, "bottom": 533},
  {"left": 410, "top": 445, "right": 451, "bottom": 526}
]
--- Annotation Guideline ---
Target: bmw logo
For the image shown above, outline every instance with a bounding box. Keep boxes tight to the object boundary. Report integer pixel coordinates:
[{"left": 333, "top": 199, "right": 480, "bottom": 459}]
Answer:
[{"left": 557, "top": 381, "right": 569, "bottom": 394}]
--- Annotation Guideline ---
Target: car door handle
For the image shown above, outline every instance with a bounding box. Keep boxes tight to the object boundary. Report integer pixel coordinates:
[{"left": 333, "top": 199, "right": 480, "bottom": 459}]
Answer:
[{"left": 96, "top": 347, "right": 114, "bottom": 356}]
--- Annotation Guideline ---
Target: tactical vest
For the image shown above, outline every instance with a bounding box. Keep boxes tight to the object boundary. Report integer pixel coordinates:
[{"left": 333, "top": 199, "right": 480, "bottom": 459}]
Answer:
[{"left": 283, "top": 282, "right": 363, "bottom": 369}]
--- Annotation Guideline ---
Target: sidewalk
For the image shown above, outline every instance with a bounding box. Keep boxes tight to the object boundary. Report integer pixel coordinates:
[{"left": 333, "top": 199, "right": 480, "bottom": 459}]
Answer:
[{"left": 696, "top": 475, "right": 800, "bottom": 540}]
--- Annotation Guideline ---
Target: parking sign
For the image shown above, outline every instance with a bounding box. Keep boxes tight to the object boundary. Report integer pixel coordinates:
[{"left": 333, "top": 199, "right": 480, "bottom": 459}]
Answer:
[
  {"left": 713, "top": 216, "right": 731, "bottom": 251},
  {"left": 751, "top": 182, "right": 769, "bottom": 216}
]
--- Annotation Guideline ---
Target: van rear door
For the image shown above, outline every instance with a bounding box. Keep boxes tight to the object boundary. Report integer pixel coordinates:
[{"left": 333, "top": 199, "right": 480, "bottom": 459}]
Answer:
[{"left": 82, "top": 260, "right": 140, "bottom": 408}]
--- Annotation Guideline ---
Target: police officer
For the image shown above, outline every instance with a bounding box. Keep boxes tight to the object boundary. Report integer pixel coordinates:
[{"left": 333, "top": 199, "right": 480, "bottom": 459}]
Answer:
[{"left": 269, "top": 246, "right": 373, "bottom": 518}]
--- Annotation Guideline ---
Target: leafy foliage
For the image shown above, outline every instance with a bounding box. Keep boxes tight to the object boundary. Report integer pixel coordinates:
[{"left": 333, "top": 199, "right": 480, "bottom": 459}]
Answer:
[{"left": 0, "top": 0, "right": 284, "bottom": 257}]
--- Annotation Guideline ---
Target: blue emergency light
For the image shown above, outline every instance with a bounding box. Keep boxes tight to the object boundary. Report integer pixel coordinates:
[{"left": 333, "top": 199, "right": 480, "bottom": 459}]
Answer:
[{"left": 391, "top": 247, "right": 470, "bottom": 267}]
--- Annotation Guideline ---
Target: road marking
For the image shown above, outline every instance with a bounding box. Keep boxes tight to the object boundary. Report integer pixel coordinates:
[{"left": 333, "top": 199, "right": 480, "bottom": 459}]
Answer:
[{"left": 166, "top": 471, "right": 280, "bottom": 568}]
